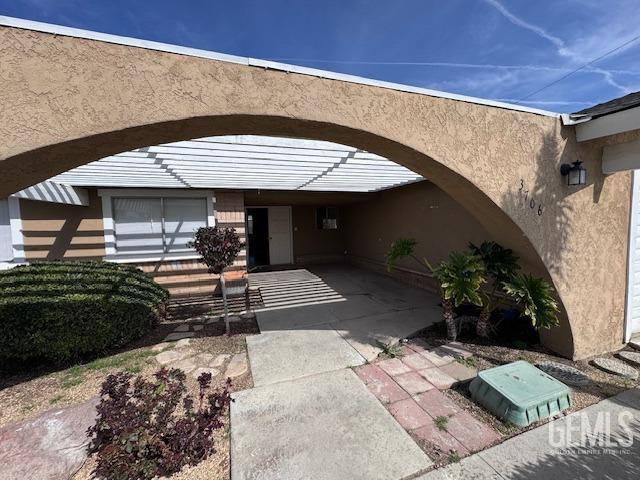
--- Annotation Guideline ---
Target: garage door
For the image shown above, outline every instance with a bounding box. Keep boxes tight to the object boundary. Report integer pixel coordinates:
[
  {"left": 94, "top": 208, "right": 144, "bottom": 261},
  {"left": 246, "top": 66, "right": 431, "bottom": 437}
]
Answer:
[{"left": 626, "top": 170, "right": 640, "bottom": 340}]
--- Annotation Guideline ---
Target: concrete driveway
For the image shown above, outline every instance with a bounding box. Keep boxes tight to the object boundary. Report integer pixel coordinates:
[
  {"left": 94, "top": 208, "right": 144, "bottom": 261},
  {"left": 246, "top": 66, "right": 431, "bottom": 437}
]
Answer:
[{"left": 231, "top": 265, "right": 440, "bottom": 479}]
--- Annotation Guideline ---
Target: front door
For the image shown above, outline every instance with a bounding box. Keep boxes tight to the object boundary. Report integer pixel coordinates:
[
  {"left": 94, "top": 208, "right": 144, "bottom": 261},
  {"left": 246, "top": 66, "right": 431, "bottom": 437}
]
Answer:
[
  {"left": 267, "top": 206, "right": 292, "bottom": 265},
  {"left": 626, "top": 170, "right": 640, "bottom": 340}
]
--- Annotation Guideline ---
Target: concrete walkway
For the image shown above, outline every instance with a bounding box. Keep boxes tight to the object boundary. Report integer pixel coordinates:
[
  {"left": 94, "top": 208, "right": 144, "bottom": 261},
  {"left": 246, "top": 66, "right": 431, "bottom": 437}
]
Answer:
[
  {"left": 231, "top": 265, "right": 440, "bottom": 479},
  {"left": 246, "top": 265, "right": 441, "bottom": 386},
  {"left": 418, "top": 388, "right": 640, "bottom": 480}
]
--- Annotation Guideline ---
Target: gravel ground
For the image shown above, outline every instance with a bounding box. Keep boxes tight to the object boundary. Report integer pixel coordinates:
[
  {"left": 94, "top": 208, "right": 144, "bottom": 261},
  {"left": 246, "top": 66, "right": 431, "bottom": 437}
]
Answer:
[
  {"left": 416, "top": 322, "right": 639, "bottom": 442},
  {"left": 0, "top": 315, "right": 258, "bottom": 480}
]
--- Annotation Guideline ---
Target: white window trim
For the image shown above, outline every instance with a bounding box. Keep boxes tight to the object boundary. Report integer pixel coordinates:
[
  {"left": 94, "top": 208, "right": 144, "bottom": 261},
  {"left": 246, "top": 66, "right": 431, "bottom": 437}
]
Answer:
[{"left": 99, "top": 188, "right": 215, "bottom": 263}]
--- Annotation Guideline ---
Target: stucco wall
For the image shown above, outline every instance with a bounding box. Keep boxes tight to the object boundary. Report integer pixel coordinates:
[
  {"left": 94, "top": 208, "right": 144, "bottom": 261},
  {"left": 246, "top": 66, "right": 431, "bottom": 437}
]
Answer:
[
  {"left": 20, "top": 188, "right": 105, "bottom": 260},
  {"left": 0, "top": 26, "right": 633, "bottom": 359}
]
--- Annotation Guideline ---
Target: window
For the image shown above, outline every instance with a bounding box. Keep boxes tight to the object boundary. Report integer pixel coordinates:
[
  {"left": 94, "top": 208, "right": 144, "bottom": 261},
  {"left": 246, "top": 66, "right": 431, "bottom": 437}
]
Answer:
[
  {"left": 112, "top": 196, "right": 207, "bottom": 254},
  {"left": 316, "top": 207, "right": 338, "bottom": 230}
]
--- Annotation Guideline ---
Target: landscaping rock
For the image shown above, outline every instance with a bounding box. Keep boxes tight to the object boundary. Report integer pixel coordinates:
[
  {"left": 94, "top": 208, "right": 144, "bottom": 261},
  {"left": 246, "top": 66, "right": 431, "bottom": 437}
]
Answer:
[
  {"left": 155, "top": 349, "right": 186, "bottom": 365},
  {"left": 193, "top": 353, "right": 215, "bottom": 365},
  {"left": 164, "top": 331, "right": 195, "bottom": 342},
  {"left": 228, "top": 315, "right": 241, "bottom": 323},
  {"left": 591, "top": 357, "right": 638, "bottom": 380},
  {"left": 616, "top": 351, "right": 640, "bottom": 368},
  {"left": 191, "top": 367, "right": 220, "bottom": 379},
  {"left": 175, "top": 338, "right": 192, "bottom": 349},
  {"left": 241, "top": 311, "right": 257, "bottom": 320},
  {"left": 537, "top": 361, "right": 591, "bottom": 386},
  {"left": 192, "top": 324, "right": 204, "bottom": 331},
  {"left": 174, "top": 324, "right": 190, "bottom": 332},
  {"left": 225, "top": 353, "right": 249, "bottom": 378},
  {"left": 0, "top": 397, "right": 98, "bottom": 480},
  {"left": 210, "top": 353, "right": 231, "bottom": 368},
  {"left": 205, "top": 315, "right": 221, "bottom": 325}
]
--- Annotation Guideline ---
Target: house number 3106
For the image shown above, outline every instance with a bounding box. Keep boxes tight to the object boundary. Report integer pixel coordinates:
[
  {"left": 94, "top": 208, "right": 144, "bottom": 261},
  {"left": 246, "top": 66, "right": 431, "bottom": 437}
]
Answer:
[{"left": 518, "top": 179, "right": 543, "bottom": 216}]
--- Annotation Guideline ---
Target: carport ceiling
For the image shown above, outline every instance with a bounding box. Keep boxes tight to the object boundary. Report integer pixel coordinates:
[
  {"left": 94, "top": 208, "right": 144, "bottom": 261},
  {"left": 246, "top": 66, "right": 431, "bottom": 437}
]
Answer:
[{"left": 51, "top": 136, "right": 424, "bottom": 193}]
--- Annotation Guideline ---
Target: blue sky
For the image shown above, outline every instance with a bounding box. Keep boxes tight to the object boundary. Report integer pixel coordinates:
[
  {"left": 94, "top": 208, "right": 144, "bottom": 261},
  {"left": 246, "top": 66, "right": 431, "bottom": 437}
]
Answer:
[{"left": 2, "top": 0, "right": 640, "bottom": 112}]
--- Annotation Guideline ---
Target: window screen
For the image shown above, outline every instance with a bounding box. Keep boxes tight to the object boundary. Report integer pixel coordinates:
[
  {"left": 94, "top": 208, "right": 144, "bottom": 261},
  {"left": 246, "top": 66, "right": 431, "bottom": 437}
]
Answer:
[
  {"left": 113, "top": 197, "right": 164, "bottom": 254},
  {"left": 164, "top": 197, "right": 207, "bottom": 252},
  {"left": 316, "top": 207, "right": 338, "bottom": 230}
]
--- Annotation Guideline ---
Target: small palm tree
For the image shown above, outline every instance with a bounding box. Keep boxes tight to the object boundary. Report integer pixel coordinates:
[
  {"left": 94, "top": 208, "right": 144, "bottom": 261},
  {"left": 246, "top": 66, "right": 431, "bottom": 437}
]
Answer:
[
  {"left": 469, "top": 241, "right": 520, "bottom": 337},
  {"left": 503, "top": 273, "right": 559, "bottom": 330},
  {"left": 386, "top": 239, "right": 486, "bottom": 341},
  {"left": 431, "top": 252, "right": 486, "bottom": 341}
]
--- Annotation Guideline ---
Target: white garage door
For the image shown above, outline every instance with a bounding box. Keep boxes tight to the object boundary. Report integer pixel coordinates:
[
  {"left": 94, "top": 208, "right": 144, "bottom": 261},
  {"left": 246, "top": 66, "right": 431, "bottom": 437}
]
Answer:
[
  {"left": 626, "top": 170, "right": 640, "bottom": 340},
  {"left": 0, "top": 198, "right": 13, "bottom": 262}
]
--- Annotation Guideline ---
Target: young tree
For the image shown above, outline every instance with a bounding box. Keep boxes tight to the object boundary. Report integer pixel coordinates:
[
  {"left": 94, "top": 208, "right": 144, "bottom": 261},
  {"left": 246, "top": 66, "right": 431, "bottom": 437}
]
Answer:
[{"left": 189, "top": 226, "right": 245, "bottom": 334}]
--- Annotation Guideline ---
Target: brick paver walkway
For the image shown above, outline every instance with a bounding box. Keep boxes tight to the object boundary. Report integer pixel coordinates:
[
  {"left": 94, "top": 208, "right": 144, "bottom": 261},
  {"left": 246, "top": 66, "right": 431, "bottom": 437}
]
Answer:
[{"left": 355, "top": 340, "right": 501, "bottom": 460}]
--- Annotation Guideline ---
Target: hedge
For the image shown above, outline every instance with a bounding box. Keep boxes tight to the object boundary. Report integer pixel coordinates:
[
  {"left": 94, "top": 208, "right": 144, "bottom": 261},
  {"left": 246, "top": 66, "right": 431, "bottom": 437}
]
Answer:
[{"left": 0, "top": 261, "right": 169, "bottom": 365}]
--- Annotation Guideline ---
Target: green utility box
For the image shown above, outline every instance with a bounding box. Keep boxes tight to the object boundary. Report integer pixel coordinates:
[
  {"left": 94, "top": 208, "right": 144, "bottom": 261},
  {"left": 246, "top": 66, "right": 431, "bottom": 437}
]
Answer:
[{"left": 469, "top": 361, "right": 571, "bottom": 427}]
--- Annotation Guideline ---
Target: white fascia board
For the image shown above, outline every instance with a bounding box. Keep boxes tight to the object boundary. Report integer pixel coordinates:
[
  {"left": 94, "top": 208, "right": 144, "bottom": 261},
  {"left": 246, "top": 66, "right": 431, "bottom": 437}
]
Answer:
[
  {"left": 13, "top": 181, "right": 89, "bottom": 206},
  {"left": 0, "top": 15, "right": 558, "bottom": 118},
  {"left": 602, "top": 139, "right": 640, "bottom": 174},
  {"left": 575, "top": 106, "right": 640, "bottom": 142}
]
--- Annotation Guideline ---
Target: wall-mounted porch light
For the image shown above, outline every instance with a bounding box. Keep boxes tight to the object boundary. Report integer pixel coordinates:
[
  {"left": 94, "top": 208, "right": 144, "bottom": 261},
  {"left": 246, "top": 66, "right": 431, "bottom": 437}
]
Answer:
[{"left": 560, "top": 160, "right": 587, "bottom": 186}]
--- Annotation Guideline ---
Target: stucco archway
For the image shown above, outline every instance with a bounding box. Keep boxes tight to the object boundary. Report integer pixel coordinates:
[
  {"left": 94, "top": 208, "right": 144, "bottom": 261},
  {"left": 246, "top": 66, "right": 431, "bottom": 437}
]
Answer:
[{"left": 0, "top": 24, "right": 631, "bottom": 359}]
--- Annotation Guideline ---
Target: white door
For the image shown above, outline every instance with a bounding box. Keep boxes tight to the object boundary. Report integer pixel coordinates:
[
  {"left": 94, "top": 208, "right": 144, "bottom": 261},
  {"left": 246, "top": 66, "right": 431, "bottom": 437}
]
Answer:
[
  {"left": 268, "top": 206, "right": 292, "bottom": 265},
  {"left": 626, "top": 170, "right": 640, "bottom": 339},
  {"left": 0, "top": 199, "right": 13, "bottom": 262}
]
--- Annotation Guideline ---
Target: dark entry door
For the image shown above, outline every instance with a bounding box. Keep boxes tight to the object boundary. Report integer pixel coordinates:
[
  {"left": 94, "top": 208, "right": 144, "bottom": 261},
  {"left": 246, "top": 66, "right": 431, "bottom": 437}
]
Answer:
[{"left": 246, "top": 208, "right": 270, "bottom": 268}]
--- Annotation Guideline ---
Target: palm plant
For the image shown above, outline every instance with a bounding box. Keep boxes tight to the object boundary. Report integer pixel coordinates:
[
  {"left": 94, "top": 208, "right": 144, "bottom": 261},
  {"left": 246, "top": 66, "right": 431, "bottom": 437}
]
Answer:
[
  {"left": 386, "top": 239, "right": 486, "bottom": 340},
  {"left": 431, "top": 252, "right": 486, "bottom": 341},
  {"left": 503, "top": 273, "right": 559, "bottom": 330},
  {"left": 469, "top": 241, "right": 520, "bottom": 337}
]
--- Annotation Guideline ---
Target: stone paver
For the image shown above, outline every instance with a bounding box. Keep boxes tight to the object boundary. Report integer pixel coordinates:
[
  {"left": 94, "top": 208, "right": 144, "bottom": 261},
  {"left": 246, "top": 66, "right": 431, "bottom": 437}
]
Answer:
[
  {"left": 164, "top": 331, "right": 195, "bottom": 342},
  {"left": 193, "top": 353, "right": 215, "bottom": 365},
  {"left": 435, "top": 342, "right": 473, "bottom": 359},
  {"left": 354, "top": 364, "right": 410, "bottom": 404},
  {"left": 231, "top": 369, "right": 432, "bottom": 480},
  {"left": 439, "top": 361, "right": 478, "bottom": 383},
  {"left": 388, "top": 398, "right": 433, "bottom": 430},
  {"left": 592, "top": 357, "right": 639, "bottom": 379},
  {"left": 151, "top": 342, "right": 171, "bottom": 352},
  {"left": 247, "top": 328, "right": 364, "bottom": 386},
  {"left": 0, "top": 397, "right": 98, "bottom": 480},
  {"left": 418, "top": 367, "right": 458, "bottom": 390},
  {"left": 412, "top": 423, "right": 470, "bottom": 457},
  {"left": 175, "top": 338, "right": 191, "bottom": 348},
  {"left": 402, "top": 353, "right": 436, "bottom": 370},
  {"left": 537, "top": 361, "right": 591, "bottom": 386},
  {"left": 155, "top": 349, "right": 186, "bottom": 365},
  {"left": 420, "top": 350, "right": 455, "bottom": 367},
  {"left": 414, "top": 390, "right": 501, "bottom": 452},
  {"left": 225, "top": 353, "right": 249, "bottom": 378},
  {"left": 211, "top": 353, "right": 231, "bottom": 368},
  {"left": 171, "top": 357, "right": 197, "bottom": 374},
  {"left": 394, "top": 371, "right": 435, "bottom": 395},
  {"left": 193, "top": 324, "right": 204, "bottom": 331},
  {"left": 174, "top": 324, "right": 190, "bottom": 332},
  {"left": 378, "top": 357, "right": 412, "bottom": 376},
  {"left": 617, "top": 350, "right": 640, "bottom": 368}
]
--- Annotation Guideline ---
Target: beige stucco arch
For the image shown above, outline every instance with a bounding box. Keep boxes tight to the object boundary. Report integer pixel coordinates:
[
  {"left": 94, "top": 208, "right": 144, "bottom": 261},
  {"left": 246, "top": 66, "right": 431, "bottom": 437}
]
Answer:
[{"left": 0, "top": 25, "right": 632, "bottom": 359}]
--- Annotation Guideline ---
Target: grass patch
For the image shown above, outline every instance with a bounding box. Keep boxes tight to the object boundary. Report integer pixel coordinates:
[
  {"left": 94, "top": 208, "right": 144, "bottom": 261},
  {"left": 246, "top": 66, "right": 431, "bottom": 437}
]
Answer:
[
  {"left": 448, "top": 451, "right": 461, "bottom": 463},
  {"left": 455, "top": 356, "right": 478, "bottom": 368},
  {"left": 59, "top": 349, "right": 155, "bottom": 389},
  {"left": 434, "top": 415, "right": 449, "bottom": 431},
  {"left": 377, "top": 341, "right": 404, "bottom": 359}
]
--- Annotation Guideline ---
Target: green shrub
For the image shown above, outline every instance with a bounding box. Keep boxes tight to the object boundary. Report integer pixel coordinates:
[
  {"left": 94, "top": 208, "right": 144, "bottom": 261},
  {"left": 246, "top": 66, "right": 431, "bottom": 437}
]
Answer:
[{"left": 0, "top": 261, "right": 169, "bottom": 365}]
